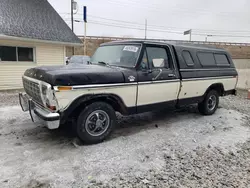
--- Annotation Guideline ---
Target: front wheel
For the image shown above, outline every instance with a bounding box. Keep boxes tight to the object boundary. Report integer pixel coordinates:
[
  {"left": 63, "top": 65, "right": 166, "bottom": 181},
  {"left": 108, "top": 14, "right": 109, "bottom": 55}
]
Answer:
[
  {"left": 76, "top": 102, "right": 116, "bottom": 144},
  {"left": 198, "top": 90, "right": 219, "bottom": 115}
]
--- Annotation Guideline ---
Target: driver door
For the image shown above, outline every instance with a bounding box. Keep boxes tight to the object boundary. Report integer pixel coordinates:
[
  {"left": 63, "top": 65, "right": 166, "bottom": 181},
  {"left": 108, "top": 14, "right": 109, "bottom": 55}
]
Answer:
[{"left": 136, "top": 44, "right": 180, "bottom": 112}]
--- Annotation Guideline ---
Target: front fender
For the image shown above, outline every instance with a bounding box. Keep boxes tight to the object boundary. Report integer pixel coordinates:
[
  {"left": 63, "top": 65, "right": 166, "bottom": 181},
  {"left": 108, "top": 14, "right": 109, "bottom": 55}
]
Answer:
[{"left": 59, "top": 93, "right": 130, "bottom": 123}]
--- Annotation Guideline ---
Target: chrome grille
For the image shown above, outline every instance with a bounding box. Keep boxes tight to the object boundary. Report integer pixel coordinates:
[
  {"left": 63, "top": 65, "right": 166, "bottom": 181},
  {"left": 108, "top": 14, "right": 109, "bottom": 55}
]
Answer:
[{"left": 22, "top": 77, "right": 43, "bottom": 104}]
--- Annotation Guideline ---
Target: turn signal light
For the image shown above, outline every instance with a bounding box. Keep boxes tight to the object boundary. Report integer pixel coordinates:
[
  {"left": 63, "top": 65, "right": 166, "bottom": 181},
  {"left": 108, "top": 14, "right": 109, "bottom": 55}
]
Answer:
[
  {"left": 46, "top": 104, "right": 56, "bottom": 111},
  {"left": 56, "top": 86, "right": 72, "bottom": 91},
  {"left": 49, "top": 106, "right": 56, "bottom": 111}
]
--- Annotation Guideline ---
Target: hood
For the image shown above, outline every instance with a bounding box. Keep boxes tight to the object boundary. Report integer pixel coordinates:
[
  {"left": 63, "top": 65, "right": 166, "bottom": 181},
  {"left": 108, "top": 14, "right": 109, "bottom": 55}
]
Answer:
[{"left": 23, "top": 64, "right": 127, "bottom": 86}]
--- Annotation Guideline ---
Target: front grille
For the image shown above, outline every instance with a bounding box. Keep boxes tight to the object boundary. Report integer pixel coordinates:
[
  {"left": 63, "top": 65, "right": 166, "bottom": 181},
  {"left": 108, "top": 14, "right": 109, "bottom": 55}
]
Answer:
[{"left": 22, "top": 77, "right": 43, "bottom": 104}]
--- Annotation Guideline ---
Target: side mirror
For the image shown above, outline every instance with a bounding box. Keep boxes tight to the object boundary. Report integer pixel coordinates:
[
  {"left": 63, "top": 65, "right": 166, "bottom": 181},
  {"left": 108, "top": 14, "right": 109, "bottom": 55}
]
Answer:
[{"left": 152, "top": 58, "right": 165, "bottom": 68}]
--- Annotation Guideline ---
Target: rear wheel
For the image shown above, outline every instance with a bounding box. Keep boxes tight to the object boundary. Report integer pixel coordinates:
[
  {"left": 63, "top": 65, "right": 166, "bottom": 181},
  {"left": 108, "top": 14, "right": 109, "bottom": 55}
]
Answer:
[
  {"left": 76, "top": 102, "right": 116, "bottom": 144},
  {"left": 198, "top": 90, "right": 219, "bottom": 115}
]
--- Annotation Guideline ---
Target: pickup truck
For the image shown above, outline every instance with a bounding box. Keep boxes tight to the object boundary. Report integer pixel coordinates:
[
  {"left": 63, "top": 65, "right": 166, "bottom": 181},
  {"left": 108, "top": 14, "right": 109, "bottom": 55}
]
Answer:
[{"left": 19, "top": 40, "right": 238, "bottom": 144}]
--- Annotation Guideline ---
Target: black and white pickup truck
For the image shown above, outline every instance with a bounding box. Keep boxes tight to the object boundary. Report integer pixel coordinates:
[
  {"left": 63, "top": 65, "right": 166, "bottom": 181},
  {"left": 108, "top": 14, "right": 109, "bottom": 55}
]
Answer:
[{"left": 19, "top": 40, "right": 238, "bottom": 144}]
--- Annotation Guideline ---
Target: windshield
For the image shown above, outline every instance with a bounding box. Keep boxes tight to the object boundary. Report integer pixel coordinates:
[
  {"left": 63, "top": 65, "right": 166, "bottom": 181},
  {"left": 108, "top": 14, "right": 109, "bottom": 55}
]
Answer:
[{"left": 91, "top": 44, "right": 141, "bottom": 67}]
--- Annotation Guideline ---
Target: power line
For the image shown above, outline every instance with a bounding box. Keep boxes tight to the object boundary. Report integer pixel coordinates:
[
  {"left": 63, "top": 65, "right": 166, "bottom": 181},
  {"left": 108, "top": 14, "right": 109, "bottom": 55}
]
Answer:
[
  {"left": 61, "top": 13, "right": 144, "bottom": 26},
  {"left": 62, "top": 11, "right": 250, "bottom": 37},
  {"left": 60, "top": 0, "right": 248, "bottom": 18},
  {"left": 60, "top": 12, "right": 250, "bottom": 34},
  {"left": 88, "top": 21, "right": 145, "bottom": 30},
  {"left": 88, "top": 15, "right": 145, "bottom": 26},
  {"left": 106, "top": 0, "right": 247, "bottom": 15},
  {"left": 103, "top": 0, "right": 248, "bottom": 18},
  {"left": 70, "top": 18, "right": 250, "bottom": 38},
  {"left": 194, "top": 33, "right": 250, "bottom": 38},
  {"left": 75, "top": 20, "right": 183, "bottom": 34}
]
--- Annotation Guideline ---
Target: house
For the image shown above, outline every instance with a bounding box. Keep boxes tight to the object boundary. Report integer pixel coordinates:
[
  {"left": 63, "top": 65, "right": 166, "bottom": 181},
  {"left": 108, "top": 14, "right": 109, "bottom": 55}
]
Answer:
[{"left": 0, "top": 0, "right": 82, "bottom": 90}]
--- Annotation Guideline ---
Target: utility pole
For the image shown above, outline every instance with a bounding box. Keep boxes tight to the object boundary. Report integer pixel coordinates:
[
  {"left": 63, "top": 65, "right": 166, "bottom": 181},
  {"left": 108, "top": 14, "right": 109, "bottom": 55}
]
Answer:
[
  {"left": 71, "top": 0, "right": 74, "bottom": 32},
  {"left": 145, "top": 19, "right": 147, "bottom": 39},
  {"left": 189, "top": 29, "right": 192, "bottom": 41},
  {"left": 83, "top": 6, "right": 87, "bottom": 55},
  {"left": 84, "top": 22, "right": 87, "bottom": 55},
  {"left": 71, "top": 0, "right": 74, "bottom": 55}
]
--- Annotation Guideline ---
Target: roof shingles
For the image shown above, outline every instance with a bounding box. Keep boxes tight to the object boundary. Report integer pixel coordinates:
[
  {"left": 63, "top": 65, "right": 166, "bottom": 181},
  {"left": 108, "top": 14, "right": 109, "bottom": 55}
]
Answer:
[{"left": 0, "top": 0, "right": 82, "bottom": 44}]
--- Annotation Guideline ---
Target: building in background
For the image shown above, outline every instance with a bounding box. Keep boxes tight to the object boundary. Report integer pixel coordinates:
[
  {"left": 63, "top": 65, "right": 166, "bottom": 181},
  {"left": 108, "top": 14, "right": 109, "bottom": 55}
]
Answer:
[{"left": 0, "top": 0, "right": 82, "bottom": 90}]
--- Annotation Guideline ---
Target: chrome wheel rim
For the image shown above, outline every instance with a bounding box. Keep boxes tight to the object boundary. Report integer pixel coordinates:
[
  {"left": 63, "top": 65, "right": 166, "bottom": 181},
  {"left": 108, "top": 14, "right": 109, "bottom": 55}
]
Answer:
[
  {"left": 85, "top": 110, "right": 110, "bottom": 136},
  {"left": 207, "top": 95, "right": 217, "bottom": 111}
]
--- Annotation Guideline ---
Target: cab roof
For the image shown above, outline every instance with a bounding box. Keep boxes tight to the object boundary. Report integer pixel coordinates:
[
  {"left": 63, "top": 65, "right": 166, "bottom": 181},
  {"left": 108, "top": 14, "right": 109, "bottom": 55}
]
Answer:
[{"left": 101, "top": 40, "right": 226, "bottom": 52}]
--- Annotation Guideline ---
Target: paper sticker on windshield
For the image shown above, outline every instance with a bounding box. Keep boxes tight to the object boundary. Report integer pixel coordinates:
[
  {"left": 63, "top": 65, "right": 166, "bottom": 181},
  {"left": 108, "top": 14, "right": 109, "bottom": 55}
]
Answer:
[{"left": 123, "top": 46, "right": 139, "bottom": 52}]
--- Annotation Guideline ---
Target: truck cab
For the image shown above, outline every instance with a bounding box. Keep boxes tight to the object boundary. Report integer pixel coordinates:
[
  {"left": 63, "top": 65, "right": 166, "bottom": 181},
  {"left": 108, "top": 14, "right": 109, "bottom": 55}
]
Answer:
[{"left": 19, "top": 40, "right": 238, "bottom": 144}]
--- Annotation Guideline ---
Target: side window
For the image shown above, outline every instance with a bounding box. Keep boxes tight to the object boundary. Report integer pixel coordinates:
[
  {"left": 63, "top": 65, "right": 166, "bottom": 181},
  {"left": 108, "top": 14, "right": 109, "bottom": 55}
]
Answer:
[
  {"left": 182, "top": 50, "right": 194, "bottom": 66},
  {"left": 197, "top": 52, "right": 216, "bottom": 67},
  {"left": 146, "top": 46, "right": 172, "bottom": 69},
  {"left": 214, "top": 54, "right": 230, "bottom": 66}
]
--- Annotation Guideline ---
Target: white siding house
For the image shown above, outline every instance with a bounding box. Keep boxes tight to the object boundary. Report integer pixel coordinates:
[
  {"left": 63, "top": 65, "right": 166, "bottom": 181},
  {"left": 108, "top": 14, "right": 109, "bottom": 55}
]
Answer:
[{"left": 0, "top": 0, "right": 82, "bottom": 90}]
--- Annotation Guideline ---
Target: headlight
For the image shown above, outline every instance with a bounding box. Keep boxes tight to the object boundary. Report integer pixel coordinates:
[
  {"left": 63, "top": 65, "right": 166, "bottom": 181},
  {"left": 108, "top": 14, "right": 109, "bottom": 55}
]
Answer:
[
  {"left": 41, "top": 83, "right": 58, "bottom": 111},
  {"left": 42, "top": 85, "right": 47, "bottom": 96}
]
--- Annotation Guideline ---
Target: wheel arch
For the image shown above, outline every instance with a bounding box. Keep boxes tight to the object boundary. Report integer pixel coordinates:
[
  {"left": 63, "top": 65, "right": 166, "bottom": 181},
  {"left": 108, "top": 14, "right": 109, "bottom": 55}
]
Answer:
[
  {"left": 205, "top": 83, "right": 225, "bottom": 96},
  {"left": 60, "top": 94, "right": 129, "bottom": 123}
]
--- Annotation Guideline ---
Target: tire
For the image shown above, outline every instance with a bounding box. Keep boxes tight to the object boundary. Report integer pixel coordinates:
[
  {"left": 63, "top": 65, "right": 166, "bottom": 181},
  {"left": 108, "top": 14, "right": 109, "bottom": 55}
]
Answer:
[
  {"left": 76, "top": 102, "right": 116, "bottom": 144},
  {"left": 198, "top": 90, "right": 219, "bottom": 115}
]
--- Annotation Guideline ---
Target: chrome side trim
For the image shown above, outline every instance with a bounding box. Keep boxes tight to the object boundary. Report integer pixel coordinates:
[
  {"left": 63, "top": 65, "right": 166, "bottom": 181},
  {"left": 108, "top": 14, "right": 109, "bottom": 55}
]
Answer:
[
  {"left": 138, "top": 79, "right": 179, "bottom": 85},
  {"left": 182, "top": 76, "right": 235, "bottom": 81},
  {"left": 72, "top": 82, "right": 137, "bottom": 89},
  {"left": 58, "top": 75, "right": 234, "bottom": 89},
  {"left": 64, "top": 80, "right": 181, "bottom": 90},
  {"left": 180, "top": 68, "right": 235, "bottom": 72}
]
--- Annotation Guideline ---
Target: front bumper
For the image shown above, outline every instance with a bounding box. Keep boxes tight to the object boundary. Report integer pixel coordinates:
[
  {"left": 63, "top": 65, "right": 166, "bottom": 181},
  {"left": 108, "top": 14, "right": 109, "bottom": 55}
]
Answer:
[{"left": 19, "top": 93, "right": 60, "bottom": 129}]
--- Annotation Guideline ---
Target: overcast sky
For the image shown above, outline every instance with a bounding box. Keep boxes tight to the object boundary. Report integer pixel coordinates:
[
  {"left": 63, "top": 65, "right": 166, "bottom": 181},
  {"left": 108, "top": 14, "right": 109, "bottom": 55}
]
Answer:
[{"left": 48, "top": 0, "right": 250, "bottom": 43}]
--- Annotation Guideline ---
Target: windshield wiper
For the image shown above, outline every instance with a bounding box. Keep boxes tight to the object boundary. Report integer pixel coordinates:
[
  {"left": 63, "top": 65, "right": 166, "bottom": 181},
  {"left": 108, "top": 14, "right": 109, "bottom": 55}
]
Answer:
[{"left": 97, "top": 61, "right": 109, "bottom": 66}]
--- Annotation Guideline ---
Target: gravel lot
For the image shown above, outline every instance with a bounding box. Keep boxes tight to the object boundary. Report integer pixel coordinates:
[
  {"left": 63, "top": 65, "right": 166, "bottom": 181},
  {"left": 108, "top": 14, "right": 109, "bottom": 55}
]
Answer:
[{"left": 0, "top": 91, "right": 250, "bottom": 188}]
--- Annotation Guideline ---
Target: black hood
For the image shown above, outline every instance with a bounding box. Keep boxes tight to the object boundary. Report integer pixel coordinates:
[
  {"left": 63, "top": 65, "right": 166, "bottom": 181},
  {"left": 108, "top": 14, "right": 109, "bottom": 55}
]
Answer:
[{"left": 23, "top": 64, "right": 130, "bottom": 86}]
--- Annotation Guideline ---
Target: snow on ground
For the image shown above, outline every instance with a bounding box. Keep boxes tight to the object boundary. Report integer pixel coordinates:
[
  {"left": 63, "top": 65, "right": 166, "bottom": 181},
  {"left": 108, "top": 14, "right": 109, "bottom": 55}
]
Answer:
[{"left": 1, "top": 93, "right": 250, "bottom": 187}]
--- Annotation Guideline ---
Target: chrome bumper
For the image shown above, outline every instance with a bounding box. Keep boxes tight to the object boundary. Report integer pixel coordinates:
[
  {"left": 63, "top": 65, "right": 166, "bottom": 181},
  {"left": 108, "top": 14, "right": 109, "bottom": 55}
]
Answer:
[{"left": 19, "top": 93, "right": 60, "bottom": 129}]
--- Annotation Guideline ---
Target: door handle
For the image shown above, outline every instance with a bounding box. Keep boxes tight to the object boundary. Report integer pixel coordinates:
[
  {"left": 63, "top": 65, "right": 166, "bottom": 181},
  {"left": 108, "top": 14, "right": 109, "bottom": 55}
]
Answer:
[
  {"left": 147, "top": 69, "right": 152, "bottom": 74},
  {"left": 168, "top": 73, "right": 175, "bottom": 77},
  {"left": 142, "top": 69, "right": 152, "bottom": 74}
]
